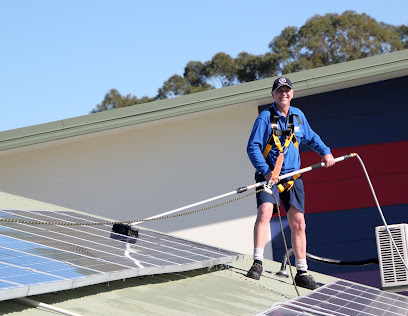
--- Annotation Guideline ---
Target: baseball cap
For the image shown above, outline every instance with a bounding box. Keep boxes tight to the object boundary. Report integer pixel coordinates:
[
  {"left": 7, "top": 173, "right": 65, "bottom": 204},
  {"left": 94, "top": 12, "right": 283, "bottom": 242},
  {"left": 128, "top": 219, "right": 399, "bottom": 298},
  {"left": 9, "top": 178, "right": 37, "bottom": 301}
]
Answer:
[{"left": 272, "top": 77, "right": 293, "bottom": 92}]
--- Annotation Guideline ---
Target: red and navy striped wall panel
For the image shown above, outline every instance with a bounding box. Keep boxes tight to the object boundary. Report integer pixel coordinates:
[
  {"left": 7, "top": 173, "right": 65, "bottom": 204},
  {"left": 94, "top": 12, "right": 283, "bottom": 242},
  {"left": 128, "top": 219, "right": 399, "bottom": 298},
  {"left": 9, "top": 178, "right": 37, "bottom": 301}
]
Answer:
[
  {"left": 270, "top": 76, "right": 408, "bottom": 289},
  {"left": 301, "top": 141, "right": 408, "bottom": 213}
]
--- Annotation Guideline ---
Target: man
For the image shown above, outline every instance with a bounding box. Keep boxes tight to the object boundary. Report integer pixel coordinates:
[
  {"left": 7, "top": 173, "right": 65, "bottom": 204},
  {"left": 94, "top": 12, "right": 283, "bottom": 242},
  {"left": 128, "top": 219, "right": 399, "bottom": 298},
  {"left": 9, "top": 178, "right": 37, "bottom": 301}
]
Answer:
[{"left": 246, "top": 77, "right": 335, "bottom": 290}]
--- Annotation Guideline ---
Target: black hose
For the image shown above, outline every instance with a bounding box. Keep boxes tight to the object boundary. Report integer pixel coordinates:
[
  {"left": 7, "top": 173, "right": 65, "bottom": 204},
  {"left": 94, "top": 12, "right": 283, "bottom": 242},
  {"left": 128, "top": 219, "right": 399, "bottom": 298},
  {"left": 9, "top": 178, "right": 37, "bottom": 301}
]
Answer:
[{"left": 276, "top": 248, "right": 379, "bottom": 278}]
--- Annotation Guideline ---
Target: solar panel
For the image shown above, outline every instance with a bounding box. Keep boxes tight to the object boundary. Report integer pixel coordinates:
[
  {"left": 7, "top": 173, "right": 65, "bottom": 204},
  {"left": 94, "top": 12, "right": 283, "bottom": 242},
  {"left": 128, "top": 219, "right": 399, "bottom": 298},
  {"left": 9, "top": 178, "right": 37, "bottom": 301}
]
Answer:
[
  {"left": 0, "top": 209, "right": 243, "bottom": 301},
  {"left": 258, "top": 279, "right": 408, "bottom": 316}
]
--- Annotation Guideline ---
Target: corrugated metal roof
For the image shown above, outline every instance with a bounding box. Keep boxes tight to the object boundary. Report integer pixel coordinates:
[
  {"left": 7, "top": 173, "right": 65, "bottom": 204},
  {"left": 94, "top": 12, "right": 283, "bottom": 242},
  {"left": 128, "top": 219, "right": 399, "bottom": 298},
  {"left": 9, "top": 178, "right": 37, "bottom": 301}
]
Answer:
[
  {"left": 0, "top": 255, "right": 337, "bottom": 316},
  {"left": 0, "top": 50, "right": 407, "bottom": 152}
]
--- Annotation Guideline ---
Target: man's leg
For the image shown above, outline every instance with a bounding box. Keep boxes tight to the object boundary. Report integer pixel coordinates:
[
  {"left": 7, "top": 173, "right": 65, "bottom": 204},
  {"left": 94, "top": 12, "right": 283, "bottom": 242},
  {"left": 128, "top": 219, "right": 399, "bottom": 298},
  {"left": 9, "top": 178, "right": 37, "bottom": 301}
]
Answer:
[
  {"left": 247, "top": 202, "right": 274, "bottom": 279},
  {"left": 287, "top": 205, "right": 307, "bottom": 265},
  {"left": 287, "top": 205, "right": 319, "bottom": 290},
  {"left": 254, "top": 202, "right": 274, "bottom": 250}
]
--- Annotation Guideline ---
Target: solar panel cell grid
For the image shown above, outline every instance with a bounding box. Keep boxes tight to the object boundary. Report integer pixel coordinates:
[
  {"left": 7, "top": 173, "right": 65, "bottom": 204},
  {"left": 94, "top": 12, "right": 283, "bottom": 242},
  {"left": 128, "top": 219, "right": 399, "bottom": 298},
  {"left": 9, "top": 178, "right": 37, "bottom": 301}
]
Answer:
[
  {"left": 258, "top": 279, "right": 408, "bottom": 316},
  {"left": 0, "top": 209, "right": 243, "bottom": 301}
]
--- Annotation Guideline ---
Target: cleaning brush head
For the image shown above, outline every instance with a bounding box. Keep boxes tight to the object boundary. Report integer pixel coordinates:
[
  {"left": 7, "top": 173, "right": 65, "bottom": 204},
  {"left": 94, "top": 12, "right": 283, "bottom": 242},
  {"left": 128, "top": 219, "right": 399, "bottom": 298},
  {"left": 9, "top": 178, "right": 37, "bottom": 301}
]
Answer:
[{"left": 112, "top": 223, "right": 139, "bottom": 237}]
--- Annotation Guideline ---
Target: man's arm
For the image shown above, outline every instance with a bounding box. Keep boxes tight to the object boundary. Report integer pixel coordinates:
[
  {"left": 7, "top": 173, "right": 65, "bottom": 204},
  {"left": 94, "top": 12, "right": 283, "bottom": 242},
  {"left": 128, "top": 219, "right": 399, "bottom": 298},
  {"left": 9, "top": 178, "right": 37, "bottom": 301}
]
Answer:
[{"left": 247, "top": 116, "right": 272, "bottom": 176}]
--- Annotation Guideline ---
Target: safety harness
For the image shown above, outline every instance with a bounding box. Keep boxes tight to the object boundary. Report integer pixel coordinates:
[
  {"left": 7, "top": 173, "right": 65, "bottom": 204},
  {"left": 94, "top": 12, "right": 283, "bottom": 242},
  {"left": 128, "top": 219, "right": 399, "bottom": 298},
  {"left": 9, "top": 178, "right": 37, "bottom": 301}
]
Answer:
[{"left": 262, "top": 109, "right": 302, "bottom": 193}]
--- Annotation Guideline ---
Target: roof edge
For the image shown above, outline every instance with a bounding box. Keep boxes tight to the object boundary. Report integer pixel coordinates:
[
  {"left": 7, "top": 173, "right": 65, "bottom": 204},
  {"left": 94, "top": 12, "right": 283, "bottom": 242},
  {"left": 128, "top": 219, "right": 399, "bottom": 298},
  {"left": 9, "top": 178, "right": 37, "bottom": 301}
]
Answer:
[{"left": 1, "top": 50, "right": 407, "bottom": 152}]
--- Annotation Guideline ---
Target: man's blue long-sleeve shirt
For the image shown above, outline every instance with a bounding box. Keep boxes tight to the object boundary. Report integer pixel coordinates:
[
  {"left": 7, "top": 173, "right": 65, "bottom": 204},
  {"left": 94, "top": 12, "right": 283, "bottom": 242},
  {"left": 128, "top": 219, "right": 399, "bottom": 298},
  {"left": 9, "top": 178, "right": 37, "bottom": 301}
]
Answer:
[{"left": 247, "top": 103, "right": 331, "bottom": 176}]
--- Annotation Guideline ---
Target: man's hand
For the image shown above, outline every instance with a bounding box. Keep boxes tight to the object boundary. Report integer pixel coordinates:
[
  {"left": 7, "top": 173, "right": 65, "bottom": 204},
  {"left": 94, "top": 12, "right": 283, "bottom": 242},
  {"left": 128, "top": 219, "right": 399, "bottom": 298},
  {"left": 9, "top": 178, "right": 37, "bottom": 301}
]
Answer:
[
  {"left": 264, "top": 171, "right": 279, "bottom": 185},
  {"left": 264, "top": 171, "right": 273, "bottom": 183},
  {"left": 322, "top": 154, "right": 335, "bottom": 168}
]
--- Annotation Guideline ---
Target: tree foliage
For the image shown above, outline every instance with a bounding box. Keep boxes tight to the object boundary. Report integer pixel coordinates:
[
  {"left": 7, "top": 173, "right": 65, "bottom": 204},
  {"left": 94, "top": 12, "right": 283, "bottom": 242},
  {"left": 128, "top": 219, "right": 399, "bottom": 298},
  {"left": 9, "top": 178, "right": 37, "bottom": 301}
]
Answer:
[
  {"left": 205, "top": 52, "right": 238, "bottom": 87},
  {"left": 91, "top": 11, "right": 407, "bottom": 112},
  {"left": 91, "top": 89, "right": 156, "bottom": 113},
  {"left": 398, "top": 25, "right": 408, "bottom": 48},
  {"left": 269, "top": 11, "right": 404, "bottom": 73},
  {"left": 157, "top": 61, "right": 213, "bottom": 99}
]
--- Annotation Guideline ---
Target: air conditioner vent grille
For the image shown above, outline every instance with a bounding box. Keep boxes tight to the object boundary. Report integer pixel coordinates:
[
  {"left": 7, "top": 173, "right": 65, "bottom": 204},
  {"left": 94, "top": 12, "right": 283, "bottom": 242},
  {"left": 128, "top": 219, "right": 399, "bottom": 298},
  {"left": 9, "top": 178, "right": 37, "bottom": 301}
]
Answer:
[{"left": 375, "top": 224, "right": 408, "bottom": 288}]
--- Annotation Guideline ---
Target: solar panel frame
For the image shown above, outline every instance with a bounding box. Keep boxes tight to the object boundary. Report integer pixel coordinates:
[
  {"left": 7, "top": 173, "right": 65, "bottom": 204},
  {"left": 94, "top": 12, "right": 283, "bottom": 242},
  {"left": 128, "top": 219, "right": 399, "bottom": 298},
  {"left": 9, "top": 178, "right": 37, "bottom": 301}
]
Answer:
[{"left": 0, "top": 209, "right": 244, "bottom": 301}]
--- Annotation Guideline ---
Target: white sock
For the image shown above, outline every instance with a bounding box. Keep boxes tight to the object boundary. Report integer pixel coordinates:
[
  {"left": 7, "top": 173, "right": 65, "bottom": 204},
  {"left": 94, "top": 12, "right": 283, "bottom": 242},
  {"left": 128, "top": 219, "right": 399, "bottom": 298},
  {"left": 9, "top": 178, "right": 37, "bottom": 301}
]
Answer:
[
  {"left": 295, "top": 258, "right": 308, "bottom": 272},
  {"left": 253, "top": 248, "right": 264, "bottom": 262}
]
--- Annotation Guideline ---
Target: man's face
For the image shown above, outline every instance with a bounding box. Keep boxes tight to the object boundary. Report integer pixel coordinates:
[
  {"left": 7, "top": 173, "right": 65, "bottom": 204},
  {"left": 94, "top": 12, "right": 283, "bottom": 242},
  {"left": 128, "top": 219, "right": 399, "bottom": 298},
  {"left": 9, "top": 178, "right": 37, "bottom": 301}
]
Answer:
[{"left": 272, "top": 86, "right": 294, "bottom": 107}]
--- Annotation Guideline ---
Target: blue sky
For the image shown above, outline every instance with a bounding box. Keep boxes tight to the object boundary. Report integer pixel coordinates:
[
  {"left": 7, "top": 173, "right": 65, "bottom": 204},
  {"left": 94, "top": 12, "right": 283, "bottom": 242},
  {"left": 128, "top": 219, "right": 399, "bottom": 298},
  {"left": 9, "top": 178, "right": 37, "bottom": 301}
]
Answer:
[{"left": 1, "top": 0, "right": 407, "bottom": 132}]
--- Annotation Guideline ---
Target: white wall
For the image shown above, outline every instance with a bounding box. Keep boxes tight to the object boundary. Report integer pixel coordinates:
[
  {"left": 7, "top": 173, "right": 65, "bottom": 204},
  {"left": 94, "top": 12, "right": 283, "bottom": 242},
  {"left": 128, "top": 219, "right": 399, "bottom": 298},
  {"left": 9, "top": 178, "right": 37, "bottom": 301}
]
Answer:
[{"left": 0, "top": 101, "right": 273, "bottom": 259}]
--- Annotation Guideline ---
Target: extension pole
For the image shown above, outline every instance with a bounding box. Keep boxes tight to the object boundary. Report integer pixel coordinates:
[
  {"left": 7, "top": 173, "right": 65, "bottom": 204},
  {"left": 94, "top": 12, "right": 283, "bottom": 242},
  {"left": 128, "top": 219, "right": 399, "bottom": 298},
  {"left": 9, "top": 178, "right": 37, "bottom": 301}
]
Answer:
[
  {"left": 245, "top": 153, "right": 357, "bottom": 190},
  {"left": 130, "top": 189, "right": 242, "bottom": 225},
  {"left": 131, "top": 153, "right": 356, "bottom": 225}
]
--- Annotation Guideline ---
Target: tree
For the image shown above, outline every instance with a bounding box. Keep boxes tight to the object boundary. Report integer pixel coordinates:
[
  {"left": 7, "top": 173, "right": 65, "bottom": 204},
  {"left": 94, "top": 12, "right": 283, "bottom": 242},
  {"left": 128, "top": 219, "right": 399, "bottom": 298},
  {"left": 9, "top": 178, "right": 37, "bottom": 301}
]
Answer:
[
  {"left": 398, "top": 25, "right": 408, "bottom": 48},
  {"left": 205, "top": 52, "right": 238, "bottom": 87},
  {"left": 268, "top": 26, "right": 300, "bottom": 74},
  {"left": 235, "top": 52, "right": 280, "bottom": 82},
  {"left": 269, "top": 11, "right": 404, "bottom": 73},
  {"left": 156, "top": 61, "right": 214, "bottom": 99},
  {"left": 235, "top": 52, "right": 259, "bottom": 82},
  {"left": 184, "top": 61, "right": 208, "bottom": 87},
  {"left": 257, "top": 53, "right": 281, "bottom": 80},
  {"left": 91, "top": 89, "right": 156, "bottom": 113}
]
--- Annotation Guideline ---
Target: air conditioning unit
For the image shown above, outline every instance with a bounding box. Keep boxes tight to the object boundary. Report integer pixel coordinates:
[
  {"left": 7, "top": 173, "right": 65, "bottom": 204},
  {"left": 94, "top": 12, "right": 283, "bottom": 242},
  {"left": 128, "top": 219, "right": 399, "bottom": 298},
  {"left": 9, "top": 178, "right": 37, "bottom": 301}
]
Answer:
[{"left": 375, "top": 223, "right": 408, "bottom": 291}]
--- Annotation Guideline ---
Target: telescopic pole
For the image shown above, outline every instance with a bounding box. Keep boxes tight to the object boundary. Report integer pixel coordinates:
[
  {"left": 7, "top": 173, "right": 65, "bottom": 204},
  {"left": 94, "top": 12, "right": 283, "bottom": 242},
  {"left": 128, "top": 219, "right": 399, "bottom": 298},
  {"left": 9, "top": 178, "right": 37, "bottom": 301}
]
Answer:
[{"left": 128, "top": 153, "right": 356, "bottom": 226}]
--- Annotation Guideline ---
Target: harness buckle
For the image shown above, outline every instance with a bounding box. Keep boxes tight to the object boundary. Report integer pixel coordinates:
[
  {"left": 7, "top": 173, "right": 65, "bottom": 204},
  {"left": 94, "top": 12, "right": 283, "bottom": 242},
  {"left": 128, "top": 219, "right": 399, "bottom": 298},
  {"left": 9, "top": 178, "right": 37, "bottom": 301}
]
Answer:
[{"left": 263, "top": 183, "right": 273, "bottom": 195}]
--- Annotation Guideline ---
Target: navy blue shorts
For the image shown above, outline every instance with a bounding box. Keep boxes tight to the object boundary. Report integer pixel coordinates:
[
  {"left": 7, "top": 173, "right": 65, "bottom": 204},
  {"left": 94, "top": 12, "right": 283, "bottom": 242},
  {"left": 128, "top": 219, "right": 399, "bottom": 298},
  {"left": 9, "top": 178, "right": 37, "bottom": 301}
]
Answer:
[{"left": 255, "top": 172, "right": 305, "bottom": 214}]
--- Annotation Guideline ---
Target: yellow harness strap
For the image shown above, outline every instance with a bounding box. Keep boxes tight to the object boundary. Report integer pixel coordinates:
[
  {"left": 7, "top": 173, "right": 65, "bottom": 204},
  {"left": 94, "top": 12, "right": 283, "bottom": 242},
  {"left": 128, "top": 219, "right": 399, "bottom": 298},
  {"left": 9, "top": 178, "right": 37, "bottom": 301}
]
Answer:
[
  {"left": 262, "top": 140, "right": 274, "bottom": 159},
  {"left": 262, "top": 113, "right": 300, "bottom": 192},
  {"left": 262, "top": 129, "right": 298, "bottom": 158},
  {"left": 277, "top": 174, "right": 301, "bottom": 193}
]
